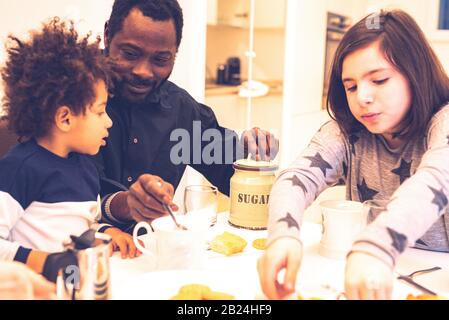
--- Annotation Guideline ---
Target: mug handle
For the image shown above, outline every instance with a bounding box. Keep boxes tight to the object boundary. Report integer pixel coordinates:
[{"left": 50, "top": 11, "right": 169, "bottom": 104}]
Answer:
[{"left": 133, "top": 221, "right": 155, "bottom": 257}]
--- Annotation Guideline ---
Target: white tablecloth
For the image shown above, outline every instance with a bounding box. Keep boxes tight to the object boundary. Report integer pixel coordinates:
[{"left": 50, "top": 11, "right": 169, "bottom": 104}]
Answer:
[{"left": 110, "top": 212, "right": 449, "bottom": 299}]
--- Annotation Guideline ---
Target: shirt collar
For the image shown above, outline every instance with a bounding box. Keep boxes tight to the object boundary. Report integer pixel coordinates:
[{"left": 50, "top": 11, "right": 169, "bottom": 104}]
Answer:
[{"left": 147, "top": 81, "right": 169, "bottom": 105}]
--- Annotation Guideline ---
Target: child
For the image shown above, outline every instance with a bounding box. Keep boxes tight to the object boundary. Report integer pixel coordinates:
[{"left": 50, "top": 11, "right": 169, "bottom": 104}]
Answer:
[
  {"left": 0, "top": 18, "right": 140, "bottom": 279},
  {"left": 258, "top": 9, "right": 449, "bottom": 300}
]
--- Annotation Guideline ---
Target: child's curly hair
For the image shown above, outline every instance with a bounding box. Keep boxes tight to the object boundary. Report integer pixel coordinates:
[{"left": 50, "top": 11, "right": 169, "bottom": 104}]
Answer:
[{"left": 1, "top": 17, "right": 113, "bottom": 139}]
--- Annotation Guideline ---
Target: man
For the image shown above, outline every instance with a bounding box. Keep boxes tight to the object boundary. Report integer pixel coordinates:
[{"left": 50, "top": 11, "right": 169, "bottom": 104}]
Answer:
[{"left": 96, "top": 0, "right": 279, "bottom": 228}]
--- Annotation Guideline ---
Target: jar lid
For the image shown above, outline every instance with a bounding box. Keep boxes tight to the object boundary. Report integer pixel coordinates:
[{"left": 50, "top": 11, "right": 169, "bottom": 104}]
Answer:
[{"left": 233, "top": 159, "right": 278, "bottom": 172}]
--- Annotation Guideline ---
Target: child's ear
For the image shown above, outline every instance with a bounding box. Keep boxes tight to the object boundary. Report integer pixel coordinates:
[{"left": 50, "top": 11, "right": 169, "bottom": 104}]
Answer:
[
  {"left": 104, "top": 21, "right": 110, "bottom": 51},
  {"left": 54, "top": 106, "right": 73, "bottom": 132}
]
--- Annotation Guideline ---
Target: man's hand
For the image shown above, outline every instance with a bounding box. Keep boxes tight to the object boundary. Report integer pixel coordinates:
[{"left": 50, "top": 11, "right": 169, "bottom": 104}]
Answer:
[
  {"left": 0, "top": 262, "right": 56, "bottom": 299},
  {"left": 257, "top": 238, "right": 302, "bottom": 300},
  {"left": 345, "top": 252, "right": 393, "bottom": 300},
  {"left": 241, "top": 127, "right": 279, "bottom": 161},
  {"left": 127, "top": 174, "right": 179, "bottom": 222},
  {"left": 104, "top": 227, "right": 141, "bottom": 259}
]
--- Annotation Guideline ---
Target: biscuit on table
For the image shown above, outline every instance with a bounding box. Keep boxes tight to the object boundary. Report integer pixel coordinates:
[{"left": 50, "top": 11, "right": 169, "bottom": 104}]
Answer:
[
  {"left": 179, "top": 284, "right": 212, "bottom": 296},
  {"left": 203, "top": 291, "right": 235, "bottom": 300},
  {"left": 171, "top": 284, "right": 235, "bottom": 300},
  {"left": 252, "top": 238, "right": 267, "bottom": 250},
  {"left": 210, "top": 232, "right": 247, "bottom": 256},
  {"left": 170, "top": 292, "right": 203, "bottom": 300},
  {"left": 406, "top": 294, "right": 447, "bottom": 300}
]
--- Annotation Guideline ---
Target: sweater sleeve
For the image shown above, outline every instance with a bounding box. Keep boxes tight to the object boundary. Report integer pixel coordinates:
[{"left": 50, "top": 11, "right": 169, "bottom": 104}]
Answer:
[
  {"left": 267, "top": 121, "right": 348, "bottom": 246},
  {"left": 351, "top": 105, "right": 449, "bottom": 267},
  {"left": 0, "top": 191, "right": 25, "bottom": 261},
  {"left": 0, "top": 156, "right": 33, "bottom": 261}
]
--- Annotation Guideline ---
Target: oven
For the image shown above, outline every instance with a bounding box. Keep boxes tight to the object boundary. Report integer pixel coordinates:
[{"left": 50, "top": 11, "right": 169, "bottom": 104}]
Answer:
[{"left": 322, "top": 12, "right": 351, "bottom": 109}]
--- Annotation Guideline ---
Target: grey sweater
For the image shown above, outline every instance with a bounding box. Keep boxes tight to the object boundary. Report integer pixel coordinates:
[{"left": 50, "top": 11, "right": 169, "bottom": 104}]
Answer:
[{"left": 268, "top": 105, "right": 449, "bottom": 267}]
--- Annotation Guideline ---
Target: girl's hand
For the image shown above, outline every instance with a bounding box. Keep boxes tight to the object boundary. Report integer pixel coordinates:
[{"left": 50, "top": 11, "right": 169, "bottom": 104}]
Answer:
[
  {"left": 0, "top": 262, "right": 56, "bottom": 299},
  {"left": 345, "top": 252, "right": 393, "bottom": 300},
  {"left": 257, "top": 237, "right": 302, "bottom": 299},
  {"left": 104, "top": 228, "right": 141, "bottom": 259}
]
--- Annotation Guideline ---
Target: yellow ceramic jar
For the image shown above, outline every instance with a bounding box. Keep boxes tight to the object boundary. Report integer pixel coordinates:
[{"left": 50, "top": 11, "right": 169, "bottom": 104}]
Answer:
[{"left": 229, "top": 159, "right": 278, "bottom": 230}]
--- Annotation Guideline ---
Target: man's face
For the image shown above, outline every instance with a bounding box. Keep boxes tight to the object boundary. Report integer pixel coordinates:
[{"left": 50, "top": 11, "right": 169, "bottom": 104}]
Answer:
[{"left": 106, "top": 8, "right": 177, "bottom": 104}]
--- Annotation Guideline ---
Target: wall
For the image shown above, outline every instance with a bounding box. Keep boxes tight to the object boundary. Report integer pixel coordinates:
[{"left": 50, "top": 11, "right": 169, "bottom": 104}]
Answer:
[
  {"left": 0, "top": 0, "right": 113, "bottom": 41},
  {"left": 280, "top": 0, "right": 328, "bottom": 168},
  {"left": 0, "top": 0, "right": 207, "bottom": 114},
  {"left": 363, "top": 0, "right": 449, "bottom": 73},
  {"left": 326, "top": 0, "right": 368, "bottom": 21},
  {"left": 0, "top": 0, "right": 114, "bottom": 115},
  {"left": 171, "top": 0, "right": 207, "bottom": 103}
]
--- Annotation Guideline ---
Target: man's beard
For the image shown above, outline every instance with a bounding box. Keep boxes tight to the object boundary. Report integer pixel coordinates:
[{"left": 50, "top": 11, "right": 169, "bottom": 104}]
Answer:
[
  {"left": 106, "top": 56, "right": 171, "bottom": 105},
  {"left": 112, "top": 75, "right": 170, "bottom": 106}
]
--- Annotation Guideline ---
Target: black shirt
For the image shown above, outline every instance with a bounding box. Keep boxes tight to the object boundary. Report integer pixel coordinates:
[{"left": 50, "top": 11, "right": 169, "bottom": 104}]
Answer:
[{"left": 93, "top": 81, "right": 241, "bottom": 199}]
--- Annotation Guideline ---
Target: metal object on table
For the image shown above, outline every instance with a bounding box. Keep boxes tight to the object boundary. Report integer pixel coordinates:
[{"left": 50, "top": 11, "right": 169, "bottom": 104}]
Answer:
[
  {"left": 163, "top": 203, "right": 188, "bottom": 230},
  {"left": 57, "top": 230, "right": 112, "bottom": 300},
  {"left": 396, "top": 266, "right": 441, "bottom": 296}
]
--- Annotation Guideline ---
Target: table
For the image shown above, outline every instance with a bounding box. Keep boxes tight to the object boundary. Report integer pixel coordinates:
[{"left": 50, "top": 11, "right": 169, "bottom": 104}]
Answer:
[{"left": 110, "top": 212, "right": 449, "bottom": 299}]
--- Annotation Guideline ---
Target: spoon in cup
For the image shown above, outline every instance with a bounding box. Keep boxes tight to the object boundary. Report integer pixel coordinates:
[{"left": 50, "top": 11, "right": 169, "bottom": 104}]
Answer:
[{"left": 162, "top": 203, "right": 188, "bottom": 231}]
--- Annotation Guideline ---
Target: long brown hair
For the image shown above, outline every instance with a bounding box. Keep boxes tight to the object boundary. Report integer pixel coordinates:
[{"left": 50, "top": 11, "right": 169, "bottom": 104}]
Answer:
[{"left": 326, "top": 9, "right": 449, "bottom": 139}]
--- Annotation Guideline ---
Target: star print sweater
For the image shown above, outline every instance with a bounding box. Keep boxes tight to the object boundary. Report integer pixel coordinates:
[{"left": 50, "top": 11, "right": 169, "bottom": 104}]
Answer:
[{"left": 268, "top": 104, "right": 449, "bottom": 267}]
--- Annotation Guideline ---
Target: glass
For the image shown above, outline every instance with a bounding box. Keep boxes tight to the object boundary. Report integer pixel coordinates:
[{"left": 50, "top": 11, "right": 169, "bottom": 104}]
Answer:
[
  {"left": 184, "top": 185, "right": 218, "bottom": 227},
  {"left": 362, "top": 199, "right": 389, "bottom": 224}
]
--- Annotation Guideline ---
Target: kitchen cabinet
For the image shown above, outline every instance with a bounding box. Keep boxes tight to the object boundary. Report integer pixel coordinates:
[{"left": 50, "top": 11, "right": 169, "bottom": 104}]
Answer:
[{"left": 207, "top": 0, "right": 286, "bottom": 29}]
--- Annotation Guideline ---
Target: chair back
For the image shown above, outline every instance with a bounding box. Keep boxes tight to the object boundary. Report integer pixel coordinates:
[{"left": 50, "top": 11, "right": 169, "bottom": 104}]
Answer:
[{"left": 0, "top": 118, "right": 18, "bottom": 158}]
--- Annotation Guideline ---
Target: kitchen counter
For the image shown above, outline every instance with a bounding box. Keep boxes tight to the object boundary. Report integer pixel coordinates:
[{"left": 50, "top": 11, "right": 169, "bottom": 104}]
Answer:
[{"left": 205, "top": 79, "right": 283, "bottom": 97}]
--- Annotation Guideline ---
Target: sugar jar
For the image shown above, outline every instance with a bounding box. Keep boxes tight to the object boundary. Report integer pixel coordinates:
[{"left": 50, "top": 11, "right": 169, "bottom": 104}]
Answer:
[{"left": 229, "top": 159, "right": 278, "bottom": 230}]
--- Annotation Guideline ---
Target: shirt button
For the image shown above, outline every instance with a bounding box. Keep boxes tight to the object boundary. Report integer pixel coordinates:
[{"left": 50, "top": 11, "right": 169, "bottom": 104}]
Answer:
[
  {"left": 127, "top": 177, "right": 133, "bottom": 183},
  {"left": 133, "top": 138, "right": 138, "bottom": 144}
]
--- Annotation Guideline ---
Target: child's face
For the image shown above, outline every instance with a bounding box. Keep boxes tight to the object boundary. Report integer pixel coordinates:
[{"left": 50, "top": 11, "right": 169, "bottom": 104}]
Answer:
[
  {"left": 341, "top": 41, "right": 412, "bottom": 146},
  {"left": 69, "top": 81, "right": 112, "bottom": 155}
]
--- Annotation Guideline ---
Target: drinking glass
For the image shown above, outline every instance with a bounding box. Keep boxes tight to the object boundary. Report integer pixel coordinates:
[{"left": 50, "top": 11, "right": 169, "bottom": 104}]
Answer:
[{"left": 184, "top": 185, "right": 218, "bottom": 227}]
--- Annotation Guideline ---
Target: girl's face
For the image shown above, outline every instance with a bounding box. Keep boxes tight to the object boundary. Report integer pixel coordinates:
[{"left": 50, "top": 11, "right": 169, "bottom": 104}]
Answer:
[{"left": 341, "top": 41, "right": 412, "bottom": 147}]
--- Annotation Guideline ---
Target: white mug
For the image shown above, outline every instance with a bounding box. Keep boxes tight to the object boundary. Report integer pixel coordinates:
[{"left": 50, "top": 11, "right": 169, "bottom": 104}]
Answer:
[
  {"left": 318, "top": 200, "right": 367, "bottom": 260},
  {"left": 133, "top": 215, "right": 209, "bottom": 270}
]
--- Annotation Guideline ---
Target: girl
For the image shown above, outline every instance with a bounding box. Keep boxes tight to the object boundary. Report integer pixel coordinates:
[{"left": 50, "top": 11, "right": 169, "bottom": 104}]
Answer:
[{"left": 258, "top": 9, "right": 449, "bottom": 300}]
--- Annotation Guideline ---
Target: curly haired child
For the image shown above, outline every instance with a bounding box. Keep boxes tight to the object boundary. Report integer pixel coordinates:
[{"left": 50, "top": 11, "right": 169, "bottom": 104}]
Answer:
[{"left": 0, "top": 18, "right": 140, "bottom": 279}]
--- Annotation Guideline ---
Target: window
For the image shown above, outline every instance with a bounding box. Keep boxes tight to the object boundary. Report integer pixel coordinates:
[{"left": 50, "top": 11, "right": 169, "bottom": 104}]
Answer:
[{"left": 439, "top": 0, "right": 449, "bottom": 29}]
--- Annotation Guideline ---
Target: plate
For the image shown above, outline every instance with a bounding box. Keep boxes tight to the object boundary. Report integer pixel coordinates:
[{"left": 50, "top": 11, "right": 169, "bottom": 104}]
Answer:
[{"left": 112, "top": 269, "right": 260, "bottom": 300}]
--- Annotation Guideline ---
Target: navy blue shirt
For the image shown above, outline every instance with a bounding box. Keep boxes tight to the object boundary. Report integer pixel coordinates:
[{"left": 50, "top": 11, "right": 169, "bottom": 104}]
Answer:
[
  {"left": 0, "top": 139, "right": 103, "bottom": 261},
  {"left": 93, "top": 81, "right": 241, "bottom": 197},
  {"left": 1, "top": 140, "right": 100, "bottom": 208}
]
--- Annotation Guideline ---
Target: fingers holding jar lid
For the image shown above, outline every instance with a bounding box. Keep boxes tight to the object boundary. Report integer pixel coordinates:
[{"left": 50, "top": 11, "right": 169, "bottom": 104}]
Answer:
[{"left": 240, "top": 127, "right": 279, "bottom": 161}]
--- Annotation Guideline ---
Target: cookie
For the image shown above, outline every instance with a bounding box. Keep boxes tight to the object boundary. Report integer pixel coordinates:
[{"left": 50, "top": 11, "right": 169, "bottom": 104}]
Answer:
[
  {"left": 203, "top": 291, "right": 235, "bottom": 300},
  {"left": 252, "top": 238, "right": 267, "bottom": 250},
  {"left": 210, "top": 232, "right": 247, "bottom": 256}
]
